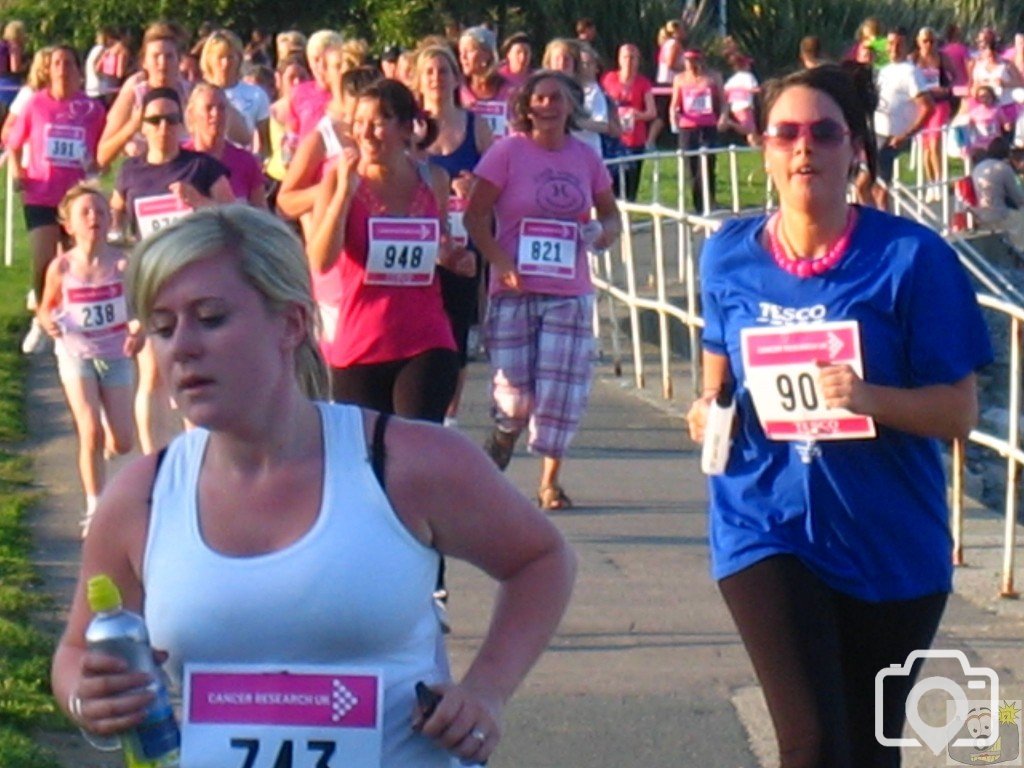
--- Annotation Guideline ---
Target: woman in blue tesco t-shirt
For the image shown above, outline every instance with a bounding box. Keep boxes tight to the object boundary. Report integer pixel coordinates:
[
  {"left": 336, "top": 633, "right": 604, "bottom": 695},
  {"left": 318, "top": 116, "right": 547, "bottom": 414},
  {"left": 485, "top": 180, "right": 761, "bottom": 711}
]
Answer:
[{"left": 687, "top": 64, "right": 992, "bottom": 767}]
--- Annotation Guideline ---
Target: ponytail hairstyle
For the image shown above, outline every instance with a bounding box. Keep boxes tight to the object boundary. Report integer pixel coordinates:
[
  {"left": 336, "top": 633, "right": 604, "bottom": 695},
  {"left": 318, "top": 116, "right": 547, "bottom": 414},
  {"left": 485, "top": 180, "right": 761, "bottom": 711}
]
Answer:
[{"left": 358, "top": 77, "right": 439, "bottom": 150}]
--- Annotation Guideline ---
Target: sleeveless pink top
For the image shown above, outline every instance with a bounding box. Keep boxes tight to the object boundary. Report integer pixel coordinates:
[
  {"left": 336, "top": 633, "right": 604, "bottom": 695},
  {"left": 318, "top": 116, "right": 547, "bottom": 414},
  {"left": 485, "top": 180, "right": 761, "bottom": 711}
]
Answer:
[
  {"left": 326, "top": 172, "right": 456, "bottom": 368},
  {"left": 676, "top": 80, "right": 718, "bottom": 129},
  {"left": 56, "top": 256, "right": 129, "bottom": 359}
]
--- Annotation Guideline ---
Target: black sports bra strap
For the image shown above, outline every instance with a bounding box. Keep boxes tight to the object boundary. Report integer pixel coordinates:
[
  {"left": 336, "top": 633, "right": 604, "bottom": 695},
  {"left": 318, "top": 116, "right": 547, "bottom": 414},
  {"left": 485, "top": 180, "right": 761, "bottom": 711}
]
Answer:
[
  {"left": 147, "top": 446, "right": 169, "bottom": 506},
  {"left": 371, "top": 412, "right": 391, "bottom": 489}
]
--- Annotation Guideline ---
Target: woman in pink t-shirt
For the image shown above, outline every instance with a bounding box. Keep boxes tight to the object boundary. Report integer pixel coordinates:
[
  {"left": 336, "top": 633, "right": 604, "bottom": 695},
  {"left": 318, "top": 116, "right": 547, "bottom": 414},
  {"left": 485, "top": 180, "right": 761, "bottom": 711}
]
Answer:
[
  {"left": 464, "top": 70, "right": 621, "bottom": 510},
  {"left": 966, "top": 85, "right": 1011, "bottom": 156},
  {"left": 601, "top": 43, "right": 656, "bottom": 200},
  {"left": 184, "top": 83, "right": 266, "bottom": 207},
  {"left": 5, "top": 45, "right": 106, "bottom": 353},
  {"left": 308, "top": 79, "right": 473, "bottom": 422}
]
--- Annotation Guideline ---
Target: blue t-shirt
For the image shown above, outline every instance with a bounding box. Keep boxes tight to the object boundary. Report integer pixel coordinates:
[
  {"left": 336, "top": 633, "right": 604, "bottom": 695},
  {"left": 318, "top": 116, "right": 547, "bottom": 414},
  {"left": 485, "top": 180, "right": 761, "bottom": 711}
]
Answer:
[{"left": 701, "top": 206, "right": 993, "bottom": 601}]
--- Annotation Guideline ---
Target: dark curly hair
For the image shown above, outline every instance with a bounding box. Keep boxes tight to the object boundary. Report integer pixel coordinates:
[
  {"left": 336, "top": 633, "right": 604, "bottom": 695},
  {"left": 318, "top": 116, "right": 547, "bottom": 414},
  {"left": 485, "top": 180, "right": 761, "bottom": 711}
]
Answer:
[{"left": 759, "top": 63, "right": 878, "bottom": 181}]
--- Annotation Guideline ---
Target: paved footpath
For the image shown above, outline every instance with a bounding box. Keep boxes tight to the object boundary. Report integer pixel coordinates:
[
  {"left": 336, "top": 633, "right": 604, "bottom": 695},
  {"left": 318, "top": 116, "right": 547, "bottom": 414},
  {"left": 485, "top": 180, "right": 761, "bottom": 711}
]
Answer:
[{"left": 24, "top": 352, "right": 1024, "bottom": 768}]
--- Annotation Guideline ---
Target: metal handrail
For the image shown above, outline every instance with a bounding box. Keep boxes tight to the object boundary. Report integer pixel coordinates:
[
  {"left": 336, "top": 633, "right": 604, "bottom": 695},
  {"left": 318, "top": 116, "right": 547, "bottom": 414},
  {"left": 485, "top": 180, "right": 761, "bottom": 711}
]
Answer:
[{"left": 593, "top": 142, "right": 1021, "bottom": 597}]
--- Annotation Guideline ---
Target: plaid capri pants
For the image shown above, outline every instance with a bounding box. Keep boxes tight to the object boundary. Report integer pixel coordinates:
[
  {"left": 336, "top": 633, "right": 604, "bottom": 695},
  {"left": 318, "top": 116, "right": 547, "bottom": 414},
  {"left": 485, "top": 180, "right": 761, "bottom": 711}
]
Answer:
[{"left": 485, "top": 292, "right": 594, "bottom": 459}]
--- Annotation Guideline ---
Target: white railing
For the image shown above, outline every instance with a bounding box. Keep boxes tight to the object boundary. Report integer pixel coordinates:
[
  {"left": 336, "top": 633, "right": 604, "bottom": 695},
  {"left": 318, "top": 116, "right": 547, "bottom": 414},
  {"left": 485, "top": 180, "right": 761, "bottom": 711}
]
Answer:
[{"left": 598, "top": 140, "right": 1022, "bottom": 598}]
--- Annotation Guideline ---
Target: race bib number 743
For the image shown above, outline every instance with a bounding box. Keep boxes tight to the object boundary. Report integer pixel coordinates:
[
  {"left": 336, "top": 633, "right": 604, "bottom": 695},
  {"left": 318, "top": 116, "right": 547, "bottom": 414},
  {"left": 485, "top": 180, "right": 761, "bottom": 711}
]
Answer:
[
  {"left": 740, "top": 320, "right": 876, "bottom": 441},
  {"left": 182, "top": 664, "right": 383, "bottom": 768}
]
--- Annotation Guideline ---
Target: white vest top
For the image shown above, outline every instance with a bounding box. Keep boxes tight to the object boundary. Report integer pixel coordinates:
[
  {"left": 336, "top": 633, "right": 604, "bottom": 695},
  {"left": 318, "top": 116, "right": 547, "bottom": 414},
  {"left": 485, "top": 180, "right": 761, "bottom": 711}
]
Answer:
[{"left": 143, "top": 402, "right": 454, "bottom": 766}]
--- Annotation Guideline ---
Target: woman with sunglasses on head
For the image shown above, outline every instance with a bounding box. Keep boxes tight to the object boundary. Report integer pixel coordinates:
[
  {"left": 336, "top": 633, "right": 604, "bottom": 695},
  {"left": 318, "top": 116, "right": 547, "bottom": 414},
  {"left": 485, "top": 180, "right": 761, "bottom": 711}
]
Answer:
[
  {"left": 110, "top": 87, "right": 233, "bottom": 455},
  {"left": 5, "top": 45, "right": 106, "bottom": 355},
  {"left": 308, "top": 79, "right": 473, "bottom": 421},
  {"left": 464, "top": 70, "right": 621, "bottom": 510},
  {"left": 910, "top": 27, "right": 954, "bottom": 201},
  {"left": 686, "top": 64, "right": 992, "bottom": 767}
]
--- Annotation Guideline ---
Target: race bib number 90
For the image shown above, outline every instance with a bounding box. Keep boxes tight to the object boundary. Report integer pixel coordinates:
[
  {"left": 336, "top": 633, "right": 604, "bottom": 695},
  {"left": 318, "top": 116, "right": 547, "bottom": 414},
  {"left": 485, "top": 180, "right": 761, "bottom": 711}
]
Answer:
[
  {"left": 740, "top": 320, "right": 876, "bottom": 441},
  {"left": 182, "top": 665, "right": 383, "bottom": 768}
]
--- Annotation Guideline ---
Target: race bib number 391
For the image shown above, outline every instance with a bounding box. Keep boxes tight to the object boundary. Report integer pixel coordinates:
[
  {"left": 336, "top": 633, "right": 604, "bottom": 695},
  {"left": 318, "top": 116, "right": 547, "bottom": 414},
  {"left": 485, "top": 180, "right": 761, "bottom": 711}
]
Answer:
[
  {"left": 182, "top": 665, "right": 383, "bottom": 768},
  {"left": 44, "top": 125, "right": 87, "bottom": 167},
  {"left": 740, "top": 320, "right": 876, "bottom": 441}
]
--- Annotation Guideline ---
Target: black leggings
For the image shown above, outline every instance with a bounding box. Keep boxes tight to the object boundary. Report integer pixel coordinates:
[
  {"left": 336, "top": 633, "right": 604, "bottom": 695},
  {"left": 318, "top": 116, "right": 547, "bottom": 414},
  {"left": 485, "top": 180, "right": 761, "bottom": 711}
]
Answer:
[
  {"left": 610, "top": 150, "right": 644, "bottom": 202},
  {"left": 719, "top": 556, "right": 947, "bottom": 768},
  {"left": 329, "top": 348, "right": 460, "bottom": 423},
  {"left": 679, "top": 126, "right": 717, "bottom": 211}
]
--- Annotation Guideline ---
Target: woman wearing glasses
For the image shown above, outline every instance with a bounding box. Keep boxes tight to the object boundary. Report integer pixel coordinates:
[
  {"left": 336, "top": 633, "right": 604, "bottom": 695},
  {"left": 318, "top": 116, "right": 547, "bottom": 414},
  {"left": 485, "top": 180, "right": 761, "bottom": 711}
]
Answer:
[
  {"left": 910, "top": 27, "right": 953, "bottom": 201},
  {"left": 110, "top": 87, "right": 233, "bottom": 454},
  {"left": 686, "top": 65, "right": 991, "bottom": 766}
]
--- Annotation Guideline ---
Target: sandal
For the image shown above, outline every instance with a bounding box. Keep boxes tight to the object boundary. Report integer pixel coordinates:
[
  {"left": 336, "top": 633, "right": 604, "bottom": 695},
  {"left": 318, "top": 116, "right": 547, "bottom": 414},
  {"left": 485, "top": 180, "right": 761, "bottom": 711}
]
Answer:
[
  {"left": 484, "top": 428, "right": 518, "bottom": 470},
  {"left": 537, "top": 484, "right": 573, "bottom": 510}
]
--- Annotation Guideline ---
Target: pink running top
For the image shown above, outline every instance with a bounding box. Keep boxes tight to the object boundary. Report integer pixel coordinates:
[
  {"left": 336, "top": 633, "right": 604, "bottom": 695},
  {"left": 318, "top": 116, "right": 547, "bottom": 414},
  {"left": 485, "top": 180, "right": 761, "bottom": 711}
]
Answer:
[
  {"left": 55, "top": 255, "right": 129, "bottom": 359},
  {"left": 326, "top": 169, "right": 455, "bottom": 368},
  {"left": 675, "top": 80, "right": 718, "bottom": 129},
  {"left": 5, "top": 90, "right": 105, "bottom": 206},
  {"left": 288, "top": 80, "right": 331, "bottom": 140}
]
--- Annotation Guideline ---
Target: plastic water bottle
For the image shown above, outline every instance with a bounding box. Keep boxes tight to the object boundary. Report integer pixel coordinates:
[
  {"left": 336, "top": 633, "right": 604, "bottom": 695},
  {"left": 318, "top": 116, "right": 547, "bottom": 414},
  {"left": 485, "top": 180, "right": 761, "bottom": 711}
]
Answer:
[
  {"left": 700, "top": 387, "right": 736, "bottom": 475},
  {"left": 85, "top": 574, "right": 180, "bottom": 767}
]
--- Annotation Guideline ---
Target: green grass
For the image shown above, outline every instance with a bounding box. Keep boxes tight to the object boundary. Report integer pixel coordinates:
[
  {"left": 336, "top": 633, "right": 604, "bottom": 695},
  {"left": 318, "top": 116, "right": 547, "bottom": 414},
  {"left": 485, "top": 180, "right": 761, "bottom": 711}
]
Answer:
[
  {"left": 633, "top": 144, "right": 968, "bottom": 212},
  {"left": 0, "top": 171, "right": 62, "bottom": 768}
]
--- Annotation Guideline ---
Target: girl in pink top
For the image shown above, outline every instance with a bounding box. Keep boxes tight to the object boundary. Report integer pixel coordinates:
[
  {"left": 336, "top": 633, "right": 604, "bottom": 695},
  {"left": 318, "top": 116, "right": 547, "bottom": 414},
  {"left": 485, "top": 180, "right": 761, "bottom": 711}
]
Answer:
[
  {"left": 669, "top": 50, "right": 725, "bottom": 210},
  {"left": 5, "top": 45, "right": 105, "bottom": 351},
  {"left": 967, "top": 85, "right": 1010, "bottom": 155},
  {"left": 309, "top": 79, "right": 473, "bottom": 422},
  {"left": 464, "top": 70, "right": 621, "bottom": 510},
  {"left": 36, "top": 185, "right": 142, "bottom": 534}
]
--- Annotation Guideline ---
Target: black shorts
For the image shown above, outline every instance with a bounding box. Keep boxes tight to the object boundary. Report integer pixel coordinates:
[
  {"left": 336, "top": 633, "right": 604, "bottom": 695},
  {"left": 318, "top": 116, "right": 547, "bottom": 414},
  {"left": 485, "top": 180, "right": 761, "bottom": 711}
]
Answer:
[
  {"left": 23, "top": 204, "right": 59, "bottom": 231},
  {"left": 876, "top": 136, "right": 910, "bottom": 184}
]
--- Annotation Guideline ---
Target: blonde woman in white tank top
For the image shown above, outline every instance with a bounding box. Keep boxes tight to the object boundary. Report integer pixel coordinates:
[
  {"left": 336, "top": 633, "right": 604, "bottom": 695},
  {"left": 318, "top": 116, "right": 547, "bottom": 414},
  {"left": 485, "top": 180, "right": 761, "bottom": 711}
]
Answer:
[{"left": 52, "top": 206, "right": 575, "bottom": 768}]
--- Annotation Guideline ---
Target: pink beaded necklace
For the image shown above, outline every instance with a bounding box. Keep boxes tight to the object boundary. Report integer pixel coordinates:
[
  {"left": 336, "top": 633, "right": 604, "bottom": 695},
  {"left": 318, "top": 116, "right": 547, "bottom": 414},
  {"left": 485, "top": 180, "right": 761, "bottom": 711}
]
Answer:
[{"left": 766, "top": 206, "right": 858, "bottom": 278}]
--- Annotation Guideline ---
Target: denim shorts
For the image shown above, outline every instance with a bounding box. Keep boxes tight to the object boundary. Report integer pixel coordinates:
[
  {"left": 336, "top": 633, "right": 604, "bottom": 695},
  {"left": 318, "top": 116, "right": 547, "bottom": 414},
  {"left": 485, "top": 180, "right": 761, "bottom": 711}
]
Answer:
[{"left": 55, "top": 345, "right": 134, "bottom": 387}]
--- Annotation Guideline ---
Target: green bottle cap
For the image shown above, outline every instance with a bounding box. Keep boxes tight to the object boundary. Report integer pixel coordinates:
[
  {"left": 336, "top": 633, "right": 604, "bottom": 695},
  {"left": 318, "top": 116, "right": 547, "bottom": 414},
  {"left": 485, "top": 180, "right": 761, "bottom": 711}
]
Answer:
[{"left": 86, "top": 574, "right": 123, "bottom": 613}]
